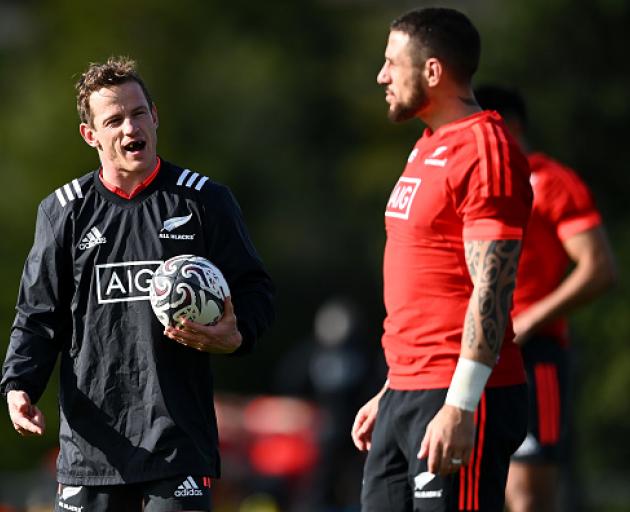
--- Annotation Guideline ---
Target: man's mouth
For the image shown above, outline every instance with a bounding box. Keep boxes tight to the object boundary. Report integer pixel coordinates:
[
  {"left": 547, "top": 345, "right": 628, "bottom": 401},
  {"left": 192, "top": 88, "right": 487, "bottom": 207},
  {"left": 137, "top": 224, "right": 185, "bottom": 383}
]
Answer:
[{"left": 123, "top": 140, "right": 146, "bottom": 152}]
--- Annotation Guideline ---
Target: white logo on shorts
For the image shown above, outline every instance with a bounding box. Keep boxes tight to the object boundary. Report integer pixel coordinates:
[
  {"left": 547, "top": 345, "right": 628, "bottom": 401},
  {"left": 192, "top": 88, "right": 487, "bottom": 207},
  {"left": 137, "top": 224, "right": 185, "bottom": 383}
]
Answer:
[
  {"left": 60, "top": 486, "right": 82, "bottom": 500},
  {"left": 413, "top": 471, "right": 443, "bottom": 499},
  {"left": 58, "top": 485, "right": 84, "bottom": 511},
  {"left": 513, "top": 432, "right": 540, "bottom": 457}
]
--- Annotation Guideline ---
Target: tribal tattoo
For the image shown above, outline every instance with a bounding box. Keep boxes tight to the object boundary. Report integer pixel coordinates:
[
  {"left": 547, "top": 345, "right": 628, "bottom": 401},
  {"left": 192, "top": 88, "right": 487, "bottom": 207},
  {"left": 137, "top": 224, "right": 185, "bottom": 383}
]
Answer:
[{"left": 462, "top": 240, "right": 521, "bottom": 362}]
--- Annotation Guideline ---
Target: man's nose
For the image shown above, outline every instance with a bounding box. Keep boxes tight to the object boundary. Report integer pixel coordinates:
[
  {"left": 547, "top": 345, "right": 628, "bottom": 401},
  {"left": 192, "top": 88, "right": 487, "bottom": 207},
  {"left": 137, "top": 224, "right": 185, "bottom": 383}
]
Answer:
[
  {"left": 377, "top": 63, "right": 389, "bottom": 84},
  {"left": 122, "top": 117, "right": 139, "bottom": 134}
]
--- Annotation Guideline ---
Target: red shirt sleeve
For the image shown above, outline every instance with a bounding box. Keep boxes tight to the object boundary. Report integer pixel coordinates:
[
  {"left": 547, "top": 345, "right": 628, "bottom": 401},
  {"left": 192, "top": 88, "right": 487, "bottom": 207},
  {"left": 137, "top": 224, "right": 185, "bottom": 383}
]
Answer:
[
  {"left": 452, "top": 122, "right": 533, "bottom": 241},
  {"left": 534, "top": 161, "right": 601, "bottom": 241}
]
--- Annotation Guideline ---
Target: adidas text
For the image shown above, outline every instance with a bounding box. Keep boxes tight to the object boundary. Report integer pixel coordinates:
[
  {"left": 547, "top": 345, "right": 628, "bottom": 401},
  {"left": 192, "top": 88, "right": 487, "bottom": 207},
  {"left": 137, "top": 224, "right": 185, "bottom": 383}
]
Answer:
[
  {"left": 174, "top": 488, "right": 203, "bottom": 497},
  {"left": 79, "top": 237, "right": 106, "bottom": 250}
]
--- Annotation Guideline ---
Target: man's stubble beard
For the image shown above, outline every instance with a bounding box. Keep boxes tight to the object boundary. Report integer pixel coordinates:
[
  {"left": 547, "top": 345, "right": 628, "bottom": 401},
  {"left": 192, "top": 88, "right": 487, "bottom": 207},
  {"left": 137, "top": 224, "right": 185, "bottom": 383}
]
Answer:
[{"left": 387, "top": 75, "right": 429, "bottom": 123}]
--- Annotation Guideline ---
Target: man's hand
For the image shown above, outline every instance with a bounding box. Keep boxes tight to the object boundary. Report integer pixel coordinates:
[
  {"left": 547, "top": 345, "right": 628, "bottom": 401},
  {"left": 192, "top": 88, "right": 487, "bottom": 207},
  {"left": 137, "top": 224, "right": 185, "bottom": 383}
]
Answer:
[
  {"left": 512, "top": 307, "right": 542, "bottom": 346},
  {"left": 7, "top": 390, "right": 45, "bottom": 436},
  {"left": 418, "top": 404, "right": 475, "bottom": 476},
  {"left": 164, "top": 297, "right": 243, "bottom": 354},
  {"left": 351, "top": 388, "right": 386, "bottom": 451}
]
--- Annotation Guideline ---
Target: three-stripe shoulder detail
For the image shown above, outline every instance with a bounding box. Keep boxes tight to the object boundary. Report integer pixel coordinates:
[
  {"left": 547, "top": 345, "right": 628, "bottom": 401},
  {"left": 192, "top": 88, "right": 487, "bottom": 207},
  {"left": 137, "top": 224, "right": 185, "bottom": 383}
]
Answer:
[
  {"left": 176, "top": 169, "right": 210, "bottom": 191},
  {"left": 471, "top": 122, "right": 513, "bottom": 198},
  {"left": 55, "top": 179, "right": 84, "bottom": 207}
]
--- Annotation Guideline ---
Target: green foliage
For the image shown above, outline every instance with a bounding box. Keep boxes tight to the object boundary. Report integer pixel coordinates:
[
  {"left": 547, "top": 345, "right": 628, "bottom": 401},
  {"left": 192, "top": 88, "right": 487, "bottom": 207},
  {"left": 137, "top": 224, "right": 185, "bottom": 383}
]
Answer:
[{"left": 0, "top": 0, "right": 629, "bottom": 507}]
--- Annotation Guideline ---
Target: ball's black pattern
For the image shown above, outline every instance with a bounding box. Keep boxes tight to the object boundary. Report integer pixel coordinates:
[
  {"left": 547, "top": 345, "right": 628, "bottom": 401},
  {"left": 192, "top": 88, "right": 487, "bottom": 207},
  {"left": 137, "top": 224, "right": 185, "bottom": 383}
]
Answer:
[{"left": 150, "top": 254, "right": 230, "bottom": 327}]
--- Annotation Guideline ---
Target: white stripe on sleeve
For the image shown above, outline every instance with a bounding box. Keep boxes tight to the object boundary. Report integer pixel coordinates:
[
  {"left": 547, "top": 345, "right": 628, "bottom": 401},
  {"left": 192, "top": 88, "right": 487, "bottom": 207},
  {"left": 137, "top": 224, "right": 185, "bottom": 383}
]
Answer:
[
  {"left": 72, "top": 179, "right": 83, "bottom": 198},
  {"left": 185, "top": 172, "right": 200, "bottom": 188},
  {"left": 177, "top": 169, "right": 191, "bottom": 185},
  {"left": 63, "top": 183, "right": 75, "bottom": 201},
  {"left": 55, "top": 189, "right": 67, "bottom": 207},
  {"left": 194, "top": 176, "right": 209, "bottom": 190}
]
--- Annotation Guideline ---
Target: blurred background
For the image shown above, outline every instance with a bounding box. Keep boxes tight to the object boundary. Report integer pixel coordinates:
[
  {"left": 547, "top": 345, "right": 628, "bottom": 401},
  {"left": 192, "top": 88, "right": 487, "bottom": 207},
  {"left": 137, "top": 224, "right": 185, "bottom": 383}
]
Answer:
[{"left": 0, "top": 0, "right": 628, "bottom": 510}]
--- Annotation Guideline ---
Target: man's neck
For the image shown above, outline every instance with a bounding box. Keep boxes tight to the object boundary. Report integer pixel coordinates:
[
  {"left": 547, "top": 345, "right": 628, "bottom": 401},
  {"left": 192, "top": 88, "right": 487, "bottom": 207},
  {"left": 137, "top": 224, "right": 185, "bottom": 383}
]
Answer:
[
  {"left": 420, "top": 87, "right": 481, "bottom": 132},
  {"left": 101, "top": 159, "right": 158, "bottom": 195}
]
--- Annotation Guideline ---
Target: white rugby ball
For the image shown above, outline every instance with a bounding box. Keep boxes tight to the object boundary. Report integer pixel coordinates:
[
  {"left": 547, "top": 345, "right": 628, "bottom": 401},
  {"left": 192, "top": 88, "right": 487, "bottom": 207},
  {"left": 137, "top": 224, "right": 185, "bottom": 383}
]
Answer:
[{"left": 149, "top": 255, "right": 230, "bottom": 327}]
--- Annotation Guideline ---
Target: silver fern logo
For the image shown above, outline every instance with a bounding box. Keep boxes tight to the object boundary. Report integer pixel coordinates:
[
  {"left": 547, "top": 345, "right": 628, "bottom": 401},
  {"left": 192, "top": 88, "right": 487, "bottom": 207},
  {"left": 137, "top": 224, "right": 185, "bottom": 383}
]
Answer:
[
  {"left": 162, "top": 213, "right": 193, "bottom": 232},
  {"left": 60, "top": 485, "right": 82, "bottom": 500},
  {"left": 159, "top": 212, "right": 196, "bottom": 240}
]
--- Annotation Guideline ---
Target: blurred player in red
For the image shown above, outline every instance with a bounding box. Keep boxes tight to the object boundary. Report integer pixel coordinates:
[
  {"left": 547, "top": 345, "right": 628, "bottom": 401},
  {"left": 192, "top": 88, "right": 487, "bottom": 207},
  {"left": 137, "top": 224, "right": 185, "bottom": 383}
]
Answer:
[
  {"left": 351, "top": 8, "right": 533, "bottom": 512},
  {"left": 475, "top": 85, "right": 617, "bottom": 512}
]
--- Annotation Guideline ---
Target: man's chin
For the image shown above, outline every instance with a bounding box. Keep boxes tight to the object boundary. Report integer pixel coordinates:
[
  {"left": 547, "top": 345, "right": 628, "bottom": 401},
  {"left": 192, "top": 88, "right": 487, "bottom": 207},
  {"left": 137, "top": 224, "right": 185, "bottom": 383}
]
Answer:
[
  {"left": 124, "top": 153, "right": 156, "bottom": 170},
  {"left": 387, "top": 106, "right": 418, "bottom": 123}
]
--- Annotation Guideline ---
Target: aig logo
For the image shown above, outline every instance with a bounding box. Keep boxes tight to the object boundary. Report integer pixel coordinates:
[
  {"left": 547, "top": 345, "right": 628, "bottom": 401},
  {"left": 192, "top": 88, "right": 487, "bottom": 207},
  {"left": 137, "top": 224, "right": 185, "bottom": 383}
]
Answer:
[
  {"left": 95, "top": 261, "right": 162, "bottom": 304},
  {"left": 385, "top": 177, "right": 421, "bottom": 220}
]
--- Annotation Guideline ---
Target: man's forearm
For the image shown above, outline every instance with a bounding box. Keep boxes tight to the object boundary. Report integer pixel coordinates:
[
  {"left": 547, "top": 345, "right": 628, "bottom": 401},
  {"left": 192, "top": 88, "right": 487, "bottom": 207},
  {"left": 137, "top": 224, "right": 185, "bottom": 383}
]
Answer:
[
  {"left": 445, "top": 239, "right": 521, "bottom": 412},
  {"left": 515, "top": 227, "right": 617, "bottom": 337},
  {"left": 462, "top": 239, "right": 521, "bottom": 366}
]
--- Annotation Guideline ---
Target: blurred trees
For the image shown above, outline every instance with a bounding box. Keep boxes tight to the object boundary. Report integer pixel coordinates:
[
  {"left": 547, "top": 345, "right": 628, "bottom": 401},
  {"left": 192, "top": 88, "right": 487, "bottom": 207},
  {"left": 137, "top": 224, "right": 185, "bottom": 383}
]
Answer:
[{"left": 0, "top": 0, "right": 628, "bottom": 509}]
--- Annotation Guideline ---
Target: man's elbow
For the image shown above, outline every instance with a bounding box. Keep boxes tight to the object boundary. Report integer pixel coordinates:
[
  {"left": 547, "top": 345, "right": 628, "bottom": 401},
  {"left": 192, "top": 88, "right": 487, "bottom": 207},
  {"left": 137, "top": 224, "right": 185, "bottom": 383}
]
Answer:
[
  {"left": 593, "top": 252, "right": 618, "bottom": 293},
  {"left": 601, "top": 259, "right": 619, "bottom": 291}
]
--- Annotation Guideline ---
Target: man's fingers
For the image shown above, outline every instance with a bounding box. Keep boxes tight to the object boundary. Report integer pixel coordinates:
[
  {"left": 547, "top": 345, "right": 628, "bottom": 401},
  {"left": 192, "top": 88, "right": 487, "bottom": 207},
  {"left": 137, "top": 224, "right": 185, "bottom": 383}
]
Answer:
[
  {"left": 13, "top": 415, "right": 43, "bottom": 436},
  {"left": 351, "top": 414, "right": 367, "bottom": 450},
  {"left": 352, "top": 409, "right": 375, "bottom": 451},
  {"left": 31, "top": 406, "right": 46, "bottom": 431},
  {"left": 427, "top": 445, "right": 441, "bottom": 475},
  {"left": 425, "top": 428, "right": 442, "bottom": 474},
  {"left": 417, "top": 430, "right": 429, "bottom": 460},
  {"left": 223, "top": 295, "right": 234, "bottom": 315}
]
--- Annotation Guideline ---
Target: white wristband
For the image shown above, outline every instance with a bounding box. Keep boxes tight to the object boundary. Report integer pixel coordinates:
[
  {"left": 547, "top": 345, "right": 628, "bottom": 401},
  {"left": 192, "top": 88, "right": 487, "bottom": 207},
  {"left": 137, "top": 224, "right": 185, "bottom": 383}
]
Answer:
[{"left": 445, "top": 357, "right": 492, "bottom": 412}]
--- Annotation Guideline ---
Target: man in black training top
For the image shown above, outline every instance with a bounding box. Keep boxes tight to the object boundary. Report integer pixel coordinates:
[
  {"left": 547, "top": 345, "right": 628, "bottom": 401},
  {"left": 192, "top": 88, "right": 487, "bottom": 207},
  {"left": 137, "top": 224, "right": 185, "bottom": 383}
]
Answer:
[{"left": 1, "top": 56, "right": 274, "bottom": 511}]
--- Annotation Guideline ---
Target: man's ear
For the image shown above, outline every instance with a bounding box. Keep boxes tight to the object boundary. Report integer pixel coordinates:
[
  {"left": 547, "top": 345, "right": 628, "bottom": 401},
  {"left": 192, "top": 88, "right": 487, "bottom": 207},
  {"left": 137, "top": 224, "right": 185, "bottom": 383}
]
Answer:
[
  {"left": 79, "top": 123, "right": 100, "bottom": 149},
  {"left": 151, "top": 103, "right": 159, "bottom": 129},
  {"left": 424, "top": 57, "right": 443, "bottom": 88}
]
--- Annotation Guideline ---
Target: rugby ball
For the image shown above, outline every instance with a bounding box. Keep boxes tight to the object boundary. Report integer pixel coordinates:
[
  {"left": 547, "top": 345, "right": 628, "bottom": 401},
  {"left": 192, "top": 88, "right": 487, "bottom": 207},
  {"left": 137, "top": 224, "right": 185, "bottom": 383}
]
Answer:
[{"left": 150, "top": 255, "right": 230, "bottom": 327}]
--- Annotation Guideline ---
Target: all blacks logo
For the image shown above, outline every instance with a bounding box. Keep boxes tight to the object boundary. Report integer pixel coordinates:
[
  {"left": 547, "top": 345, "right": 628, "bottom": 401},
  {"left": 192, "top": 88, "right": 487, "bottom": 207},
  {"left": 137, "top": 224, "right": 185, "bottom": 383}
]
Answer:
[{"left": 95, "top": 261, "right": 162, "bottom": 304}]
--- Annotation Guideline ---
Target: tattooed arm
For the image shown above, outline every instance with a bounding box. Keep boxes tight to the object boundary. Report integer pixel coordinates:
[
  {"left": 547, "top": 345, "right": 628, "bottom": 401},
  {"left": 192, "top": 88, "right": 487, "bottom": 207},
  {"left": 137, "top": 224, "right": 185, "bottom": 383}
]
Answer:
[
  {"left": 418, "top": 239, "right": 522, "bottom": 476},
  {"left": 462, "top": 239, "right": 522, "bottom": 366}
]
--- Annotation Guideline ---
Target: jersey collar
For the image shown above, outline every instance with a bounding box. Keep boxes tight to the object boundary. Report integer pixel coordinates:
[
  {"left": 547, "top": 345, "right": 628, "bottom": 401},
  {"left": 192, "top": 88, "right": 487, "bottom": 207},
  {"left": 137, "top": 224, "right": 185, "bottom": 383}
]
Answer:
[
  {"left": 99, "top": 158, "right": 162, "bottom": 200},
  {"left": 422, "top": 111, "right": 499, "bottom": 139}
]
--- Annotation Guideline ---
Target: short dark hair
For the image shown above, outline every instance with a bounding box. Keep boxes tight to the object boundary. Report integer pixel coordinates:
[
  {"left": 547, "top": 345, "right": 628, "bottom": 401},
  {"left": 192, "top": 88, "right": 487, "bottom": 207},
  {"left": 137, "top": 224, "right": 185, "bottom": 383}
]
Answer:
[
  {"left": 390, "top": 7, "right": 480, "bottom": 85},
  {"left": 474, "top": 84, "right": 528, "bottom": 126},
  {"left": 75, "top": 56, "right": 153, "bottom": 125}
]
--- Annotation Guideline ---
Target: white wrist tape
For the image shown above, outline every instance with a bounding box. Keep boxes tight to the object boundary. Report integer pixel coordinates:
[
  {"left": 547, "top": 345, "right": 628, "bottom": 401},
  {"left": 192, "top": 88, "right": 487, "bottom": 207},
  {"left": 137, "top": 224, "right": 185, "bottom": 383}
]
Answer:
[{"left": 445, "top": 357, "right": 492, "bottom": 412}]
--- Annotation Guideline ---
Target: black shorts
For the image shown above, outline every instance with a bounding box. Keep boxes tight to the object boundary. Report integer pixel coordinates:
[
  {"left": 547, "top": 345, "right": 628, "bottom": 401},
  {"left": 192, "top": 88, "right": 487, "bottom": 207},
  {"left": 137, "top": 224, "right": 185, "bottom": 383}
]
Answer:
[
  {"left": 54, "top": 475, "right": 213, "bottom": 512},
  {"left": 361, "top": 385, "right": 527, "bottom": 512},
  {"left": 511, "top": 336, "right": 568, "bottom": 464}
]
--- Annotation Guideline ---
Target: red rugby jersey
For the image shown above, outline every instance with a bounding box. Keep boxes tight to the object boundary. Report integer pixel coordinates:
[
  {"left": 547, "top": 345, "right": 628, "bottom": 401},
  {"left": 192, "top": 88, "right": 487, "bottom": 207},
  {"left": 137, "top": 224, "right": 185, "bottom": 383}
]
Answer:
[
  {"left": 383, "top": 111, "right": 532, "bottom": 390},
  {"left": 512, "top": 153, "right": 602, "bottom": 346}
]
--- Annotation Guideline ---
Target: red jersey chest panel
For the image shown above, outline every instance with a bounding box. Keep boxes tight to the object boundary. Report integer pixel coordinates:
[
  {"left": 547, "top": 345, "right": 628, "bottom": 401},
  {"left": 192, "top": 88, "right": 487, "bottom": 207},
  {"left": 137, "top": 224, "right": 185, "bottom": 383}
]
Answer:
[
  {"left": 382, "top": 111, "right": 531, "bottom": 390},
  {"left": 385, "top": 140, "right": 468, "bottom": 239}
]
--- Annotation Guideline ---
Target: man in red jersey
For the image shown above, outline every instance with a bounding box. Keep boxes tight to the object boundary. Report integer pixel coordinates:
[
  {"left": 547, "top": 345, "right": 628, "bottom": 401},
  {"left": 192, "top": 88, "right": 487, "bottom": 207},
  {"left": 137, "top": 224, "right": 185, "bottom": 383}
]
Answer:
[
  {"left": 475, "top": 85, "right": 616, "bottom": 512},
  {"left": 351, "top": 8, "right": 533, "bottom": 511}
]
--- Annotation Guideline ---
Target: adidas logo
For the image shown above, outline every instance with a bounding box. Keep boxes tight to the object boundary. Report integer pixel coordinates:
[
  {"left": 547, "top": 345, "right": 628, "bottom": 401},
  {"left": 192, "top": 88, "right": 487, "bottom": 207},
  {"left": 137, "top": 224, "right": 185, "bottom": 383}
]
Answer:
[
  {"left": 174, "top": 476, "right": 203, "bottom": 497},
  {"left": 78, "top": 226, "right": 106, "bottom": 251}
]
